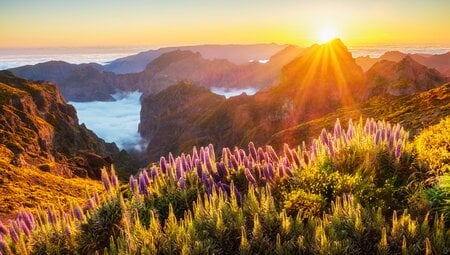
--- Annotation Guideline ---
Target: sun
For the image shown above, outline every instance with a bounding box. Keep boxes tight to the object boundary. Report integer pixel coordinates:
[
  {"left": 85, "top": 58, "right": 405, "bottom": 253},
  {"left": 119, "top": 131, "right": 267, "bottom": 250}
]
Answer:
[{"left": 317, "top": 26, "right": 338, "bottom": 43}]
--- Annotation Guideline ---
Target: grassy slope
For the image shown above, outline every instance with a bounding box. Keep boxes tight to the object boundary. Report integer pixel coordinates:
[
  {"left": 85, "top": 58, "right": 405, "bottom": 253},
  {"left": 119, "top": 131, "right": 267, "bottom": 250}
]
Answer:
[
  {"left": 269, "top": 83, "right": 450, "bottom": 148},
  {"left": 0, "top": 144, "right": 103, "bottom": 217}
]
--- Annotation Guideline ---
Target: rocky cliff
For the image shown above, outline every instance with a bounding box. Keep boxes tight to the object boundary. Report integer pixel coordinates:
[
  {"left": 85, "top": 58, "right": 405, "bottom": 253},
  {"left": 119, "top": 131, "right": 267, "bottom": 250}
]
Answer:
[{"left": 0, "top": 71, "right": 120, "bottom": 179}]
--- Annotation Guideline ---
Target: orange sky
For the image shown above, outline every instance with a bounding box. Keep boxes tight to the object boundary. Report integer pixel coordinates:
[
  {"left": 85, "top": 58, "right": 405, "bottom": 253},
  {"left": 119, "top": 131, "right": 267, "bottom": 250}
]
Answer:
[{"left": 1, "top": 0, "right": 449, "bottom": 48}]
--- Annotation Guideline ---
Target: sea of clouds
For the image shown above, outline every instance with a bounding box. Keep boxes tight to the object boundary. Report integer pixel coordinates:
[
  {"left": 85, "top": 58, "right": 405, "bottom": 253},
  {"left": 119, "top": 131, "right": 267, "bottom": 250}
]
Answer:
[{"left": 69, "top": 91, "right": 145, "bottom": 151}]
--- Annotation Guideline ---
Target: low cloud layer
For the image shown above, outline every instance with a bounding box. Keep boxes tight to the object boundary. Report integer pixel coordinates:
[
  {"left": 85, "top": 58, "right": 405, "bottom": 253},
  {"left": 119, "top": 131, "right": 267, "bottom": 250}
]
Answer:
[
  {"left": 211, "top": 87, "right": 258, "bottom": 98},
  {"left": 70, "top": 91, "right": 145, "bottom": 151}
]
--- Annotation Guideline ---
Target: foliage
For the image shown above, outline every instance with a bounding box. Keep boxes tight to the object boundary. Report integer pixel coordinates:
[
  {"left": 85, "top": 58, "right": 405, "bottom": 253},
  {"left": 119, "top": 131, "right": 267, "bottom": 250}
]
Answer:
[{"left": 0, "top": 118, "right": 449, "bottom": 254}]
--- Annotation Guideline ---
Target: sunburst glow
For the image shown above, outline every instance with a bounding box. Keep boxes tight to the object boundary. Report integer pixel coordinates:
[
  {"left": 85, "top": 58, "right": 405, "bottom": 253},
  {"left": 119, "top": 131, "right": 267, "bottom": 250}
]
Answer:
[{"left": 317, "top": 26, "right": 338, "bottom": 43}]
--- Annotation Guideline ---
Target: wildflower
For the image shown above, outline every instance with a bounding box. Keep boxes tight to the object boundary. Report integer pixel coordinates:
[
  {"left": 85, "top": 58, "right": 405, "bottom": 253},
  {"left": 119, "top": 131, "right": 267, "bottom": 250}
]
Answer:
[
  {"left": 8, "top": 226, "right": 18, "bottom": 242},
  {"left": 320, "top": 128, "right": 329, "bottom": 145},
  {"left": 160, "top": 157, "right": 168, "bottom": 173},
  {"left": 303, "top": 151, "right": 310, "bottom": 165},
  {"left": 257, "top": 147, "right": 266, "bottom": 162},
  {"left": 395, "top": 142, "right": 402, "bottom": 159},
  {"left": 19, "top": 220, "right": 30, "bottom": 236},
  {"left": 73, "top": 204, "right": 84, "bottom": 221},
  {"left": 0, "top": 236, "right": 7, "bottom": 254},
  {"left": 244, "top": 168, "right": 257, "bottom": 186},
  {"left": 0, "top": 222, "right": 8, "bottom": 236},
  {"left": 374, "top": 130, "right": 381, "bottom": 145},
  {"left": 178, "top": 176, "right": 186, "bottom": 189},
  {"left": 138, "top": 174, "right": 148, "bottom": 195},
  {"left": 334, "top": 118, "right": 342, "bottom": 138},
  {"left": 101, "top": 169, "right": 111, "bottom": 192},
  {"left": 230, "top": 155, "right": 239, "bottom": 171},
  {"left": 129, "top": 175, "right": 136, "bottom": 193},
  {"left": 110, "top": 169, "right": 119, "bottom": 188},
  {"left": 248, "top": 142, "right": 258, "bottom": 160},
  {"left": 208, "top": 144, "right": 216, "bottom": 161},
  {"left": 169, "top": 152, "right": 175, "bottom": 167},
  {"left": 216, "top": 162, "right": 228, "bottom": 178},
  {"left": 205, "top": 155, "right": 214, "bottom": 173},
  {"left": 291, "top": 149, "right": 301, "bottom": 166},
  {"left": 195, "top": 159, "right": 203, "bottom": 177},
  {"left": 87, "top": 198, "right": 96, "bottom": 210},
  {"left": 150, "top": 166, "right": 158, "bottom": 178},
  {"left": 47, "top": 208, "right": 57, "bottom": 225},
  {"left": 266, "top": 145, "right": 279, "bottom": 162},
  {"left": 64, "top": 226, "right": 72, "bottom": 237}
]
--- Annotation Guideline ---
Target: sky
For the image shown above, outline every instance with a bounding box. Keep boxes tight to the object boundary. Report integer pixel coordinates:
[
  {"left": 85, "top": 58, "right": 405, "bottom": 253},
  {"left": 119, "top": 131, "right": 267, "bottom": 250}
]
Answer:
[{"left": 1, "top": 0, "right": 450, "bottom": 48}]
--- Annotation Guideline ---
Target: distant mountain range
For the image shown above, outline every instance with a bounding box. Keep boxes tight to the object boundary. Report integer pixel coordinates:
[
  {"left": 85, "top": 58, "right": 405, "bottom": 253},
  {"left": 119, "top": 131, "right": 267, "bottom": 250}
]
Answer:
[
  {"left": 8, "top": 44, "right": 305, "bottom": 101},
  {"left": 138, "top": 39, "right": 449, "bottom": 161},
  {"left": 356, "top": 50, "right": 450, "bottom": 77}
]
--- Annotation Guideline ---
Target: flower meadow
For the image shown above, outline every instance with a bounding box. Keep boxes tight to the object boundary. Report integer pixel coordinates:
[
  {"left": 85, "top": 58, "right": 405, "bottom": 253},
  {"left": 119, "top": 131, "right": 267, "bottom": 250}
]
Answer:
[{"left": 0, "top": 118, "right": 449, "bottom": 255}]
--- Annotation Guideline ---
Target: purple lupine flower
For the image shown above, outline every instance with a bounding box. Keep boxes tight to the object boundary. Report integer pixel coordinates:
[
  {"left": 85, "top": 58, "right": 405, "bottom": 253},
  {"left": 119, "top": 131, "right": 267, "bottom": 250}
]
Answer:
[
  {"left": 284, "top": 165, "right": 293, "bottom": 176},
  {"left": 374, "top": 130, "right": 381, "bottom": 145},
  {"left": 395, "top": 142, "right": 402, "bottom": 159},
  {"left": 234, "top": 147, "right": 242, "bottom": 164},
  {"left": 205, "top": 155, "right": 214, "bottom": 173},
  {"left": 93, "top": 192, "right": 100, "bottom": 204},
  {"left": 216, "top": 162, "right": 228, "bottom": 178},
  {"left": 370, "top": 118, "right": 377, "bottom": 135},
  {"left": 221, "top": 148, "right": 228, "bottom": 163},
  {"left": 87, "top": 198, "right": 96, "bottom": 210},
  {"left": 334, "top": 118, "right": 342, "bottom": 138},
  {"left": 169, "top": 152, "right": 175, "bottom": 168},
  {"left": 129, "top": 175, "right": 136, "bottom": 192},
  {"left": 257, "top": 147, "right": 266, "bottom": 162},
  {"left": 195, "top": 159, "right": 203, "bottom": 177},
  {"left": 248, "top": 142, "right": 258, "bottom": 161},
  {"left": 321, "top": 128, "right": 329, "bottom": 145},
  {"left": 247, "top": 155, "right": 255, "bottom": 169},
  {"left": 211, "top": 172, "right": 222, "bottom": 183},
  {"left": 150, "top": 166, "right": 159, "bottom": 178},
  {"left": 186, "top": 154, "right": 192, "bottom": 170},
  {"left": 208, "top": 144, "right": 216, "bottom": 162},
  {"left": 47, "top": 208, "right": 57, "bottom": 225},
  {"left": 311, "top": 139, "right": 318, "bottom": 159},
  {"left": 19, "top": 220, "right": 30, "bottom": 236},
  {"left": 327, "top": 140, "right": 335, "bottom": 158},
  {"left": 160, "top": 157, "right": 168, "bottom": 174},
  {"left": 142, "top": 170, "right": 150, "bottom": 186},
  {"left": 178, "top": 176, "right": 186, "bottom": 189},
  {"left": 110, "top": 170, "right": 119, "bottom": 188},
  {"left": 0, "top": 236, "right": 7, "bottom": 254},
  {"left": 291, "top": 149, "right": 301, "bottom": 167},
  {"left": 138, "top": 174, "right": 148, "bottom": 195},
  {"left": 192, "top": 147, "right": 199, "bottom": 161},
  {"left": 278, "top": 165, "right": 285, "bottom": 178},
  {"left": 347, "top": 119, "right": 355, "bottom": 139},
  {"left": 239, "top": 149, "right": 247, "bottom": 161},
  {"left": 64, "top": 226, "right": 72, "bottom": 237},
  {"left": 8, "top": 226, "right": 18, "bottom": 242},
  {"left": 364, "top": 118, "right": 370, "bottom": 135},
  {"left": 230, "top": 155, "right": 239, "bottom": 171},
  {"left": 266, "top": 145, "right": 279, "bottom": 162},
  {"left": 200, "top": 147, "right": 206, "bottom": 164},
  {"left": 0, "top": 222, "right": 8, "bottom": 236},
  {"left": 243, "top": 156, "right": 250, "bottom": 169},
  {"left": 17, "top": 210, "right": 34, "bottom": 231},
  {"left": 73, "top": 204, "right": 84, "bottom": 221},
  {"left": 244, "top": 168, "right": 257, "bottom": 186},
  {"left": 283, "top": 157, "right": 291, "bottom": 168},
  {"left": 175, "top": 158, "right": 183, "bottom": 180},
  {"left": 264, "top": 164, "right": 274, "bottom": 181},
  {"left": 388, "top": 133, "right": 395, "bottom": 150},
  {"left": 101, "top": 170, "right": 111, "bottom": 192},
  {"left": 303, "top": 151, "right": 310, "bottom": 165},
  {"left": 283, "top": 143, "right": 293, "bottom": 162},
  {"left": 181, "top": 154, "right": 189, "bottom": 172}
]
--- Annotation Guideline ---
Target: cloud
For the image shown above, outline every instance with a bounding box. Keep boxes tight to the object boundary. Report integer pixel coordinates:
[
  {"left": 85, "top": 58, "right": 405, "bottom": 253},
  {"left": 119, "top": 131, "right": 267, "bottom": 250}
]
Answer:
[
  {"left": 70, "top": 91, "right": 145, "bottom": 151},
  {"left": 211, "top": 87, "right": 258, "bottom": 98}
]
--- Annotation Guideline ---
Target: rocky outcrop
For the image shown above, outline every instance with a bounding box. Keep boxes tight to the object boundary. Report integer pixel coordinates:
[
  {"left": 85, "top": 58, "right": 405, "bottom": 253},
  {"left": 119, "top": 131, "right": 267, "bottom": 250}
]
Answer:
[
  {"left": 139, "top": 81, "right": 225, "bottom": 160},
  {"left": 366, "top": 56, "right": 446, "bottom": 96},
  {"left": 0, "top": 71, "right": 120, "bottom": 179}
]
